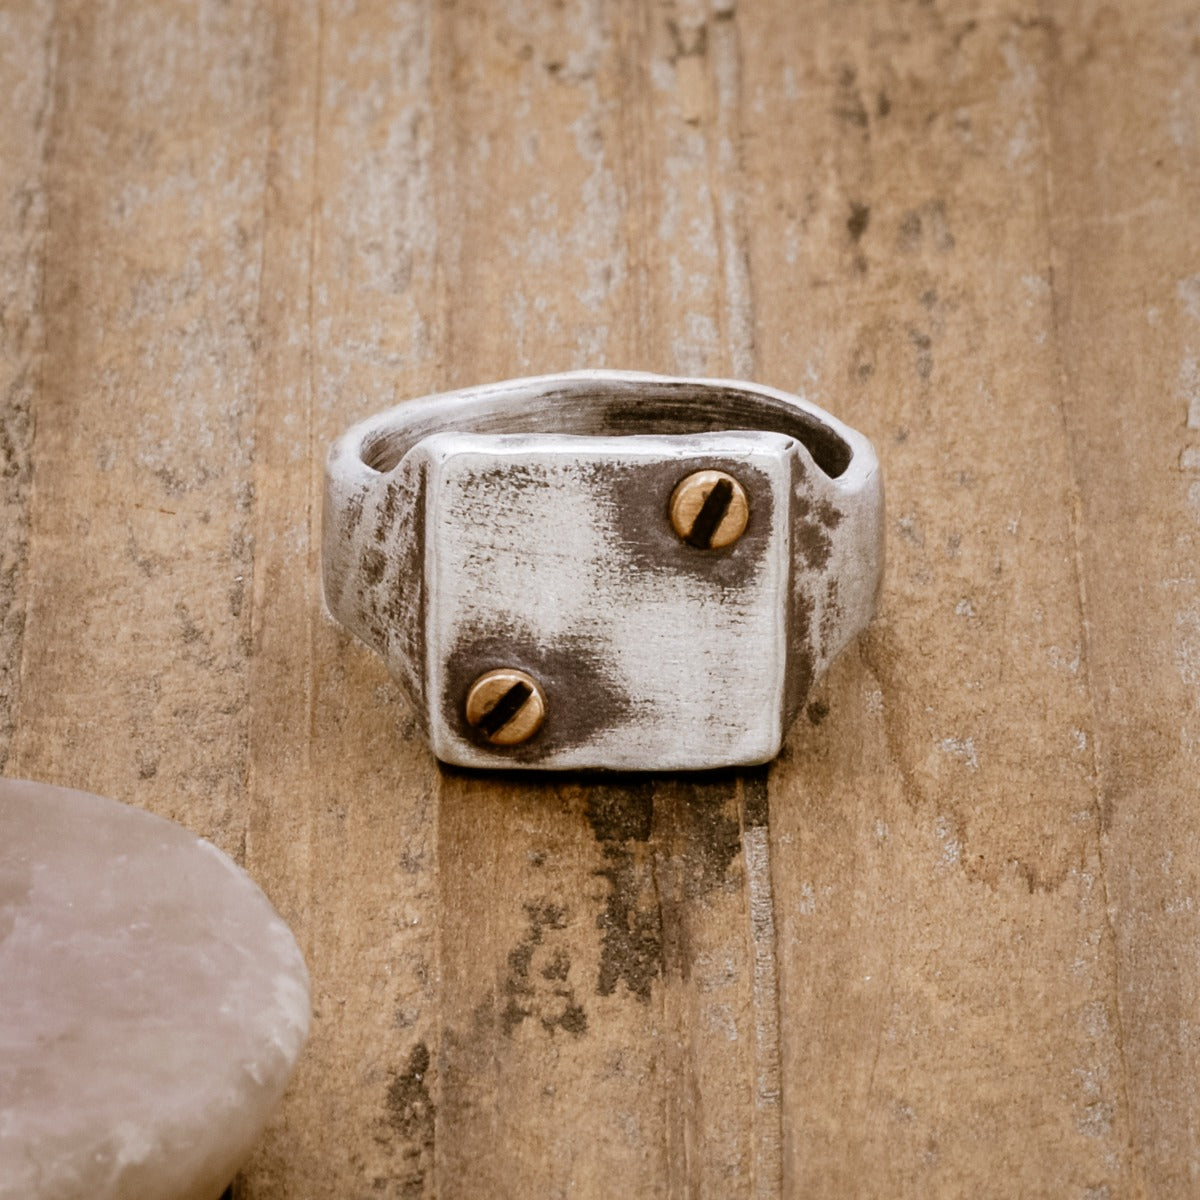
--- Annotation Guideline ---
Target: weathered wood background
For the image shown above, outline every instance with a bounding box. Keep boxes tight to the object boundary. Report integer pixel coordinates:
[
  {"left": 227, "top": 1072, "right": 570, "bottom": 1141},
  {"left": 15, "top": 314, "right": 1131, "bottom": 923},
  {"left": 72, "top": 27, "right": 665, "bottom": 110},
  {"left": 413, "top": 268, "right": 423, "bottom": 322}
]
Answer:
[{"left": 3, "top": 0, "right": 1199, "bottom": 1196}]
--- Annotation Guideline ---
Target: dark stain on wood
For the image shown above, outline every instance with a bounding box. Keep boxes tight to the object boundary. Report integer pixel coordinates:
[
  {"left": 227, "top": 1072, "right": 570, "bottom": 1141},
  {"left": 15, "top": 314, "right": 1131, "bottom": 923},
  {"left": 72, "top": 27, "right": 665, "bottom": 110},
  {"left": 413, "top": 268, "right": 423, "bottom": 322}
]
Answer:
[
  {"left": 898, "top": 199, "right": 955, "bottom": 254},
  {"left": 585, "top": 773, "right": 760, "bottom": 1000},
  {"left": 847, "top": 201, "right": 871, "bottom": 242},
  {"left": 666, "top": 16, "right": 707, "bottom": 61},
  {"left": 383, "top": 1042, "right": 435, "bottom": 1198},
  {"left": 587, "top": 781, "right": 662, "bottom": 1003},
  {"left": 743, "top": 767, "right": 770, "bottom": 829},
  {"left": 666, "top": 777, "right": 744, "bottom": 900},
  {"left": 386, "top": 1043, "right": 434, "bottom": 1137},
  {"left": 501, "top": 902, "right": 589, "bottom": 1037},
  {"left": 585, "top": 779, "right": 654, "bottom": 842},
  {"left": 908, "top": 326, "right": 934, "bottom": 379},
  {"left": 834, "top": 64, "right": 870, "bottom": 130},
  {"left": 652, "top": 777, "right": 750, "bottom": 988},
  {"left": 595, "top": 841, "right": 664, "bottom": 1003}
]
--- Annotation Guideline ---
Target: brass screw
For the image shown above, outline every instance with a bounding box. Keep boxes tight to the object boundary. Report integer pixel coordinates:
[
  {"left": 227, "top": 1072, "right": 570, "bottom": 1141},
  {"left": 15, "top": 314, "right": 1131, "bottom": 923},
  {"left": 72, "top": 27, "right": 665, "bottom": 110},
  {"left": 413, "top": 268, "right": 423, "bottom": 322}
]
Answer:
[
  {"left": 465, "top": 668, "right": 546, "bottom": 745},
  {"left": 669, "top": 469, "right": 749, "bottom": 549}
]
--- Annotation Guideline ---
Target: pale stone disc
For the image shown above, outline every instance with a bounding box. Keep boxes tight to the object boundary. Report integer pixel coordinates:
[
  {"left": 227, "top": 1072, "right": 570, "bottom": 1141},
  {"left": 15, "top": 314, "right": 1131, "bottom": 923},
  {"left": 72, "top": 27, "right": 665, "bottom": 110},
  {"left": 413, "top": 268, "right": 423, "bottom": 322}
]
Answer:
[{"left": 0, "top": 778, "right": 310, "bottom": 1200}]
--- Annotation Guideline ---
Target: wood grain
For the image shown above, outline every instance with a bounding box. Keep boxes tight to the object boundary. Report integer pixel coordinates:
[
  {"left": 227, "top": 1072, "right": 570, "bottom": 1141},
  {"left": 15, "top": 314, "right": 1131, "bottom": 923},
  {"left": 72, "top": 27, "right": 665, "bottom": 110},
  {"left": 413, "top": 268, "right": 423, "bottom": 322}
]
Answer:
[
  {"left": 2, "top": 0, "right": 1198, "bottom": 1196},
  {"left": 0, "top": 0, "right": 53, "bottom": 767},
  {"left": 743, "top": 4, "right": 1126, "bottom": 1194},
  {"left": 1048, "top": 4, "right": 1200, "bottom": 1194}
]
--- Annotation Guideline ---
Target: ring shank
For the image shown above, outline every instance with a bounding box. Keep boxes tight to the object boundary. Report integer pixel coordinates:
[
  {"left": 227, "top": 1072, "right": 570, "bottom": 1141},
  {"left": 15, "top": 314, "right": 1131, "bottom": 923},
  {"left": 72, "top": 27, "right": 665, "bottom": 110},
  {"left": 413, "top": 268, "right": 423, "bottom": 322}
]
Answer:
[{"left": 349, "top": 371, "right": 856, "bottom": 478}]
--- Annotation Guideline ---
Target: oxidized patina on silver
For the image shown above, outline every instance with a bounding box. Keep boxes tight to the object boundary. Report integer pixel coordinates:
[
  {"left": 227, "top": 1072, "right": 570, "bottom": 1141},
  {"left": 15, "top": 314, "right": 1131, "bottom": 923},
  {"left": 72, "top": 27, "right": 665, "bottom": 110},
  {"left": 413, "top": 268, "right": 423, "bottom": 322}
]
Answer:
[{"left": 322, "top": 370, "right": 883, "bottom": 771}]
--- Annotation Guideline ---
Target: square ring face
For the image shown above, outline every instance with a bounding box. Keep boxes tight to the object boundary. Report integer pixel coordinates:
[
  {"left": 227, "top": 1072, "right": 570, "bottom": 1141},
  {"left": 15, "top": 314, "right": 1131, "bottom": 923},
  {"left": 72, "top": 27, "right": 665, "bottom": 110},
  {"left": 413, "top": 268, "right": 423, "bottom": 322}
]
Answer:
[{"left": 420, "top": 431, "right": 797, "bottom": 771}]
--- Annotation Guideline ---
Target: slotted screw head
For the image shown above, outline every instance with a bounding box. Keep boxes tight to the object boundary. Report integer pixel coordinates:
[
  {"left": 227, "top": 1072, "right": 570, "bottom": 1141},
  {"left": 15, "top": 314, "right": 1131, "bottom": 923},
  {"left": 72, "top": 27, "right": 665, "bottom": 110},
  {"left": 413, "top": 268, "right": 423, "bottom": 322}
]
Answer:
[
  {"left": 669, "top": 469, "right": 749, "bottom": 549},
  {"left": 465, "top": 668, "right": 546, "bottom": 745}
]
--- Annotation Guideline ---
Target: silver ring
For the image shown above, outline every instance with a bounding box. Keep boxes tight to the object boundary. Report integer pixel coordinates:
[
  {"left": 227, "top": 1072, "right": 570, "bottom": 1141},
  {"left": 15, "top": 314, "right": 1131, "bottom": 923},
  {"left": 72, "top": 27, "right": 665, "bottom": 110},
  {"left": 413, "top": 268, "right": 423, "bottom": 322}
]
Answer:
[{"left": 322, "top": 370, "right": 883, "bottom": 771}]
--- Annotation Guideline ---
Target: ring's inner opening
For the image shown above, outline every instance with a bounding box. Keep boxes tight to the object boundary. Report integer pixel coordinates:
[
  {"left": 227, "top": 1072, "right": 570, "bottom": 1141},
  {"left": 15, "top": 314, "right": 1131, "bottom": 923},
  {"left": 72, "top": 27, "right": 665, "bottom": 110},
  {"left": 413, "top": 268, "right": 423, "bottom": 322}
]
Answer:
[{"left": 360, "top": 380, "right": 854, "bottom": 478}]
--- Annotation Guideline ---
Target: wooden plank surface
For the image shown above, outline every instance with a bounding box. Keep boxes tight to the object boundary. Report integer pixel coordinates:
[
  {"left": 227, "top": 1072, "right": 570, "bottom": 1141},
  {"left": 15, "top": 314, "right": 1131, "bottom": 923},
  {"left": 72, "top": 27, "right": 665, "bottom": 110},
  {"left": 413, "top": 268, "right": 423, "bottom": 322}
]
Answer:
[{"left": 1, "top": 0, "right": 1198, "bottom": 1196}]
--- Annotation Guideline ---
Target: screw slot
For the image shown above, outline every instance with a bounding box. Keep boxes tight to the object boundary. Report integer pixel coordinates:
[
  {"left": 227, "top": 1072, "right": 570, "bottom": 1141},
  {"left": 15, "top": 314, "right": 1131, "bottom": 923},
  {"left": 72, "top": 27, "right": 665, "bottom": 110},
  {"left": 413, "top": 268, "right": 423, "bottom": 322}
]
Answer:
[
  {"left": 669, "top": 470, "right": 749, "bottom": 549},
  {"left": 465, "top": 669, "right": 546, "bottom": 746}
]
